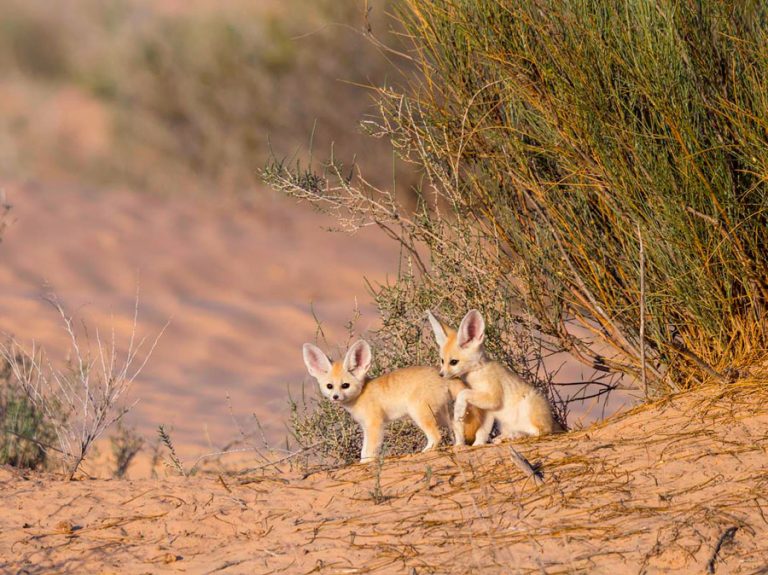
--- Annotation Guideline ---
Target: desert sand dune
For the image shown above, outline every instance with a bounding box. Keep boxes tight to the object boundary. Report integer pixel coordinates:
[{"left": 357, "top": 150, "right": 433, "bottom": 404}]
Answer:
[
  {"left": 2, "top": 379, "right": 766, "bottom": 574},
  {"left": 0, "top": 181, "right": 397, "bottom": 459}
]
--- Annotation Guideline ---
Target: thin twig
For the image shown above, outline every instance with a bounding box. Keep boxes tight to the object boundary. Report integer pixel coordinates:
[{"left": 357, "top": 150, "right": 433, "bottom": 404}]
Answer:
[
  {"left": 508, "top": 446, "right": 544, "bottom": 486},
  {"left": 235, "top": 442, "right": 323, "bottom": 476},
  {"left": 638, "top": 224, "right": 648, "bottom": 398},
  {"left": 706, "top": 526, "right": 738, "bottom": 574}
]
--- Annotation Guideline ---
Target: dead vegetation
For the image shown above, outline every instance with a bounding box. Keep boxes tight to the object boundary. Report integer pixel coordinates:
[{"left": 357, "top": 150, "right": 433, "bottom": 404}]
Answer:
[
  {"left": 2, "top": 375, "right": 767, "bottom": 573},
  {"left": 0, "top": 294, "right": 164, "bottom": 480}
]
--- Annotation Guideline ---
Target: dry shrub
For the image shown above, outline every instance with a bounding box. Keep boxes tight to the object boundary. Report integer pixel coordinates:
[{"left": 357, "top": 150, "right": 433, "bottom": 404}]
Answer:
[
  {"left": 110, "top": 421, "right": 144, "bottom": 479},
  {"left": 0, "top": 295, "right": 164, "bottom": 479},
  {"left": 267, "top": 0, "right": 768, "bottom": 407}
]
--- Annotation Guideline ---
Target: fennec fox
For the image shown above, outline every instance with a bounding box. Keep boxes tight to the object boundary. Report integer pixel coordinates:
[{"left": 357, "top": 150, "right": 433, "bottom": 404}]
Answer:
[
  {"left": 302, "top": 340, "right": 482, "bottom": 462},
  {"left": 427, "top": 309, "right": 558, "bottom": 446}
]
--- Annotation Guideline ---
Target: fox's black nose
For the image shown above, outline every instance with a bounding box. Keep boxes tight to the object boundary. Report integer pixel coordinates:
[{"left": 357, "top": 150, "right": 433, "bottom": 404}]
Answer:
[{"left": 332, "top": 394, "right": 339, "bottom": 400}]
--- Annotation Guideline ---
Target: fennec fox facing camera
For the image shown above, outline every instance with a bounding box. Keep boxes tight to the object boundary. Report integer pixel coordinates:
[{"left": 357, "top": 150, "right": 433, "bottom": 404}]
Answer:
[
  {"left": 303, "top": 340, "right": 482, "bottom": 463},
  {"left": 427, "top": 309, "right": 558, "bottom": 446}
]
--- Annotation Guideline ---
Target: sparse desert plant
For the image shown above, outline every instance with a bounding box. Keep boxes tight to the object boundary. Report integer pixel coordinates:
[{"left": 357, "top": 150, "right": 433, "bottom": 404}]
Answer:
[
  {"left": 368, "top": 455, "right": 389, "bottom": 504},
  {"left": 157, "top": 424, "right": 186, "bottom": 476},
  {"left": 267, "top": 0, "right": 768, "bottom": 402},
  {"left": 0, "top": 357, "right": 58, "bottom": 470},
  {"left": 110, "top": 421, "right": 144, "bottom": 479},
  {"left": 0, "top": 295, "right": 164, "bottom": 480}
]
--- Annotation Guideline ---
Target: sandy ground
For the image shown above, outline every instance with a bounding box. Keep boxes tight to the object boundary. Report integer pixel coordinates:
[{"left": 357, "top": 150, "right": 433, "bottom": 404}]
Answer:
[
  {"left": 0, "top": 181, "right": 398, "bottom": 458},
  {"left": 2, "top": 379, "right": 766, "bottom": 574}
]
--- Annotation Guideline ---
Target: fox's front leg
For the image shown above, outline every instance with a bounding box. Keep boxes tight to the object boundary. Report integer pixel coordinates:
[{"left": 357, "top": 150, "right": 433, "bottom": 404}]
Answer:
[
  {"left": 360, "top": 418, "right": 385, "bottom": 463},
  {"left": 453, "top": 389, "right": 501, "bottom": 446},
  {"left": 452, "top": 390, "right": 470, "bottom": 445}
]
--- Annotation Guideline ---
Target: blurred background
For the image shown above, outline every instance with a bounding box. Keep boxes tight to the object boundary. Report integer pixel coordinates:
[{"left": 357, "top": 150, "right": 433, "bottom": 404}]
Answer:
[
  {"left": 0, "top": 0, "right": 408, "bottom": 192},
  {"left": 0, "top": 0, "right": 411, "bottom": 456}
]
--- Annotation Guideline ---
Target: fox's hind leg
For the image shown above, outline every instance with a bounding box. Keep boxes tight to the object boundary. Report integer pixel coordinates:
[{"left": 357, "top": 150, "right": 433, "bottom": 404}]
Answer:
[{"left": 411, "top": 404, "right": 443, "bottom": 452}]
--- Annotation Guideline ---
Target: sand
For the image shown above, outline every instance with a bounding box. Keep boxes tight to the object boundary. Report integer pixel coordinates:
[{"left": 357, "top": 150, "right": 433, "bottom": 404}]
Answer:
[
  {"left": 2, "top": 379, "right": 766, "bottom": 574},
  {"left": 0, "top": 181, "right": 398, "bottom": 459}
]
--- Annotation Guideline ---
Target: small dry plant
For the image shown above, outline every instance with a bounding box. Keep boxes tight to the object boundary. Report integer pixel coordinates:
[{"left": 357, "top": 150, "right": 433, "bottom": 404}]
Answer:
[
  {"left": 110, "top": 421, "right": 144, "bottom": 479},
  {"left": 157, "top": 424, "right": 186, "bottom": 476},
  {"left": 0, "top": 294, "right": 165, "bottom": 480}
]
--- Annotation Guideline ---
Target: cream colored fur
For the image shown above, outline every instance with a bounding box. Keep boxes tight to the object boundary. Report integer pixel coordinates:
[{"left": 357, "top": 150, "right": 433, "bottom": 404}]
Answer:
[
  {"left": 427, "top": 309, "right": 558, "bottom": 446},
  {"left": 302, "top": 340, "right": 480, "bottom": 462}
]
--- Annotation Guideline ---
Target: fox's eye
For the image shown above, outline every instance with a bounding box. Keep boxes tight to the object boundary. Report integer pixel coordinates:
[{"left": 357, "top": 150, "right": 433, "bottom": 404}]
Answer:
[
  {"left": 440, "top": 358, "right": 444, "bottom": 365},
  {"left": 341, "top": 382, "right": 350, "bottom": 389},
  {"left": 326, "top": 383, "right": 333, "bottom": 389},
  {"left": 450, "top": 359, "right": 459, "bottom": 366}
]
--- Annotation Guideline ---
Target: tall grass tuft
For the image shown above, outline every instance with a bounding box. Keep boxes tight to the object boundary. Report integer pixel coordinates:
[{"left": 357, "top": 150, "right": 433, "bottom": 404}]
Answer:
[{"left": 268, "top": 1, "right": 768, "bottom": 398}]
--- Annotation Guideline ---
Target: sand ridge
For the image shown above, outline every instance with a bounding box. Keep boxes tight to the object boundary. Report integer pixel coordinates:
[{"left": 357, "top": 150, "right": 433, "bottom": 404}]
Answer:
[{"left": 2, "top": 379, "right": 766, "bottom": 574}]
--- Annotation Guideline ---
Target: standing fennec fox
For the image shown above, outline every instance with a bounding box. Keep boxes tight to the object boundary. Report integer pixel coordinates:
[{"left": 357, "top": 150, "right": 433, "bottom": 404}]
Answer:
[
  {"left": 427, "top": 309, "right": 559, "bottom": 446},
  {"left": 302, "top": 340, "right": 482, "bottom": 463}
]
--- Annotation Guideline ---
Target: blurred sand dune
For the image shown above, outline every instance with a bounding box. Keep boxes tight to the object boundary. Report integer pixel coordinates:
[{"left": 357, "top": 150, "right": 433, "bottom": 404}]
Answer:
[{"left": 0, "top": 181, "right": 397, "bottom": 457}]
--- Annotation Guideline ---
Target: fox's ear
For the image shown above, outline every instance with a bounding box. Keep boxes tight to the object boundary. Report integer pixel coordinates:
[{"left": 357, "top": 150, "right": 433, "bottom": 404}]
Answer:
[
  {"left": 343, "top": 339, "right": 372, "bottom": 380},
  {"left": 426, "top": 310, "right": 448, "bottom": 347},
  {"left": 303, "top": 343, "right": 332, "bottom": 379},
  {"left": 457, "top": 309, "right": 485, "bottom": 348}
]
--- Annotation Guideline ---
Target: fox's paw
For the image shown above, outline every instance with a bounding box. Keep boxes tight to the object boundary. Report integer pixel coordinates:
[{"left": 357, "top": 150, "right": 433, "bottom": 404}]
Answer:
[{"left": 493, "top": 432, "right": 526, "bottom": 444}]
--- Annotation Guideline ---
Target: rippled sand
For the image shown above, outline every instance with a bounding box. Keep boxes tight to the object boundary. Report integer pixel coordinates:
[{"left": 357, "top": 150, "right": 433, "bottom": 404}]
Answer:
[{"left": 0, "top": 182, "right": 397, "bottom": 457}]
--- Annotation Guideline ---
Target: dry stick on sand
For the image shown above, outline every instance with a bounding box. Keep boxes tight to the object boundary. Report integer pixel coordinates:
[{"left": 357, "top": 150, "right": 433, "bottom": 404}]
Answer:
[
  {"left": 706, "top": 526, "right": 738, "bottom": 574},
  {"left": 236, "top": 442, "right": 323, "bottom": 476},
  {"left": 508, "top": 446, "right": 544, "bottom": 486}
]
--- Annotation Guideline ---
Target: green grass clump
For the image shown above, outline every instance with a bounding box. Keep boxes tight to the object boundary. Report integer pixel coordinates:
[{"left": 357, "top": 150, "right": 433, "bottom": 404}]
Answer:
[{"left": 0, "top": 360, "right": 56, "bottom": 470}]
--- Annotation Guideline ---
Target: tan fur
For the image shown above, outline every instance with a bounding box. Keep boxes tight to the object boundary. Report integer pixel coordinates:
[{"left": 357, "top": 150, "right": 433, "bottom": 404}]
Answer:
[
  {"left": 427, "top": 310, "right": 559, "bottom": 446},
  {"left": 303, "top": 341, "right": 462, "bottom": 463},
  {"left": 447, "top": 379, "right": 482, "bottom": 445}
]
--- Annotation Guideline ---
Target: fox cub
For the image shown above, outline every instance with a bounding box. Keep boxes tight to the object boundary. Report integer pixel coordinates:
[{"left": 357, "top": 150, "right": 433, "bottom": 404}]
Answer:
[
  {"left": 427, "top": 309, "right": 559, "bottom": 446},
  {"left": 302, "top": 340, "right": 482, "bottom": 462}
]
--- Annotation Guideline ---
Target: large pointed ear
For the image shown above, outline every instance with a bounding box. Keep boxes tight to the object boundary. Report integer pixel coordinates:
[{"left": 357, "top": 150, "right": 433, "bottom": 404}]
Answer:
[
  {"left": 343, "top": 339, "right": 372, "bottom": 380},
  {"left": 457, "top": 309, "right": 485, "bottom": 348},
  {"left": 426, "top": 310, "right": 448, "bottom": 347},
  {"left": 303, "top": 343, "right": 332, "bottom": 379}
]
